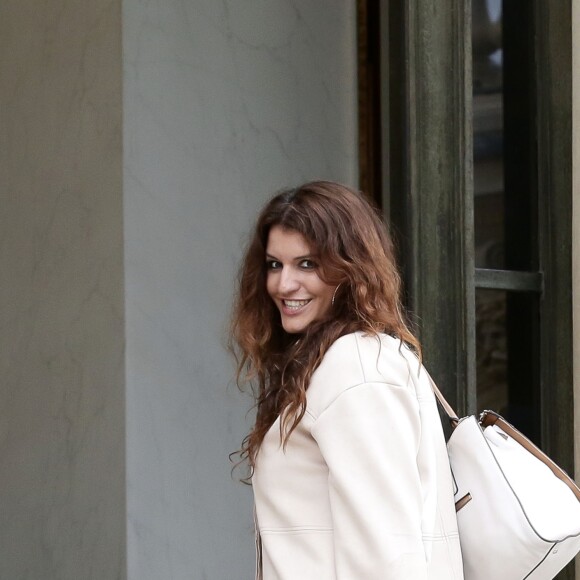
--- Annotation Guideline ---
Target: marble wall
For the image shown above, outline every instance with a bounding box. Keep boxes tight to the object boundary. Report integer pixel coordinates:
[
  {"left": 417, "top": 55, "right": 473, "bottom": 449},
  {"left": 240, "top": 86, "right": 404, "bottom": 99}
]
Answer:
[
  {"left": 122, "top": 1, "right": 357, "bottom": 579},
  {"left": 0, "top": 0, "right": 356, "bottom": 577},
  {"left": 574, "top": 0, "right": 580, "bottom": 487},
  {"left": 0, "top": 1, "right": 125, "bottom": 580}
]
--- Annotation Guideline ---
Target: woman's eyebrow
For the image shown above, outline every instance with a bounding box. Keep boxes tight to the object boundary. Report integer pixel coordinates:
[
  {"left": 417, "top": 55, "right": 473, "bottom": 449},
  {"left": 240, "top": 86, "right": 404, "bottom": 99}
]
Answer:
[{"left": 265, "top": 253, "right": 313, "bottom": 261}]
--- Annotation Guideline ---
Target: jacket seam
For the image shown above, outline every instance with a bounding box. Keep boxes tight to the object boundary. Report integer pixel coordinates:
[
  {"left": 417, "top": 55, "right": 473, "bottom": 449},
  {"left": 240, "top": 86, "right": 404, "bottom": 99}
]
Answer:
[
  {"left": 353, "top": 332, "right": 367, "bottom": 382},
  {"left": 423, "top": 532, "right": 460, "bottom": 540},
  {"left": 304, "top": 408, "right": 317, "bottom": 421},
  {"left": 260, "top": 526, "right": 333, "bottom": 534},
  {"left": 311, "top": 380, "right": 417, "bottom": 423}
]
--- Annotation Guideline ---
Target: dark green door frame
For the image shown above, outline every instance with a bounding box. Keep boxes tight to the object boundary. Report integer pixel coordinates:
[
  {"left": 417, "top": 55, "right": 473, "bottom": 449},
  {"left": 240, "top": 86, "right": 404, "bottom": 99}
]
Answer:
[
  {"left": 535, "top": 0, "right": 573, "bottom": 476},
  {"left": 385, "top": 0, "right": 573, "bottom": 576},
  {"left": 388, "top": 0, "right": 476, "bottom": 416}
]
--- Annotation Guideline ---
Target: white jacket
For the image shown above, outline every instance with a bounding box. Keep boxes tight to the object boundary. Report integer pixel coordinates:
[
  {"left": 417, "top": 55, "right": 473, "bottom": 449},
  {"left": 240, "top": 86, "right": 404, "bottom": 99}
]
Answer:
[{"left": 252, "top": 332, "right": 464, "bottom": 579}]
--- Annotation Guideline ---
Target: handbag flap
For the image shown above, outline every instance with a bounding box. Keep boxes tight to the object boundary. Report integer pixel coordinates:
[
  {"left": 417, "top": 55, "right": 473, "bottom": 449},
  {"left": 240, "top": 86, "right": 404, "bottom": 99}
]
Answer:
[{"left": 481, "top": 411, "right": 580, "bottom": 503}]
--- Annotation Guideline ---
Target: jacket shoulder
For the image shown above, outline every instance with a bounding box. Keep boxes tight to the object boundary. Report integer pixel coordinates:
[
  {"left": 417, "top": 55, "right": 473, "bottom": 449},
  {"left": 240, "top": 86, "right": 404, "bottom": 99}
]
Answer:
[{"left": 306, "top": 331, "right": 421, "bottom": 418}]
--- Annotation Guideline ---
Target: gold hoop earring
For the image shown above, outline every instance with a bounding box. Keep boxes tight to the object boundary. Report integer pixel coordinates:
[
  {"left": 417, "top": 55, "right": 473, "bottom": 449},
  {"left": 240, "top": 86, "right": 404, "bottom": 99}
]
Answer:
[{"left": 332, "top": 284, "right": 342, "bottom": 307}]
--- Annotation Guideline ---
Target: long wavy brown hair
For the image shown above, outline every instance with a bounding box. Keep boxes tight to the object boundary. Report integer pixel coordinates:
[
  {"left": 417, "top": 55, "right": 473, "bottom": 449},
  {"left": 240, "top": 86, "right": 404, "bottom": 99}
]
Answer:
[{"left": 230, "top": 181, "right": 419, "bottom": 477}]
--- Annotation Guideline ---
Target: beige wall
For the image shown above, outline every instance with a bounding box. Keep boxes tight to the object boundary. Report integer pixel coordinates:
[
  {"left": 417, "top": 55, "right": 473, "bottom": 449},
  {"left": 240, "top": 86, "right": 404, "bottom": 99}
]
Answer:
[
  {"left": 122, "top": 1, "right": 358, "bottom": 577},
  {"left": 0, "top": 0, "right": 358, "bottom": 578},
  {"left": 0, "top": 2, "right": 125, "bottom": 579},
  {"left": 574, "top": 0, "right": 580, "bottom": 482}
]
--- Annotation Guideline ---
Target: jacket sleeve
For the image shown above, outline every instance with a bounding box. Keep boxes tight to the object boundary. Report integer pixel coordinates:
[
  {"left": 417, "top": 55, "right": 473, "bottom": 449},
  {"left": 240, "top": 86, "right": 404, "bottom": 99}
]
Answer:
[{"left": 310, "top": 381, "right": 430, "bottom": 579}]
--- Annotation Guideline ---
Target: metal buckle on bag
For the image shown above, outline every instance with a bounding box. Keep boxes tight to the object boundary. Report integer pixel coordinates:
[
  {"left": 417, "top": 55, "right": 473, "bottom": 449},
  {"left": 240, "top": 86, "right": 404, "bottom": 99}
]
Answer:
[
  {"left": 478, "top": 409, "right": 501, "bottom": 426},
  {"left": 479, "top": 410, "right": 509, "bottom": 439},
  {"left": 478, "top": 410, "right": 491, "bottom": 424}
]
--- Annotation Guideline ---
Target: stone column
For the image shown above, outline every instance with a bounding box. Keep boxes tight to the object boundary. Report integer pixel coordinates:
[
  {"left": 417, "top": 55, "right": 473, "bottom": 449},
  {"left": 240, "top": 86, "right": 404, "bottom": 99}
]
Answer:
[
  {"left": 122, "top": 2, "right": 357, "bottom": 577},
  {"left": 0, "top": 2, "right": 125, "bottom": 579},
  {"left": 0, "top": 1, "right": 357, "bottom": 579}
]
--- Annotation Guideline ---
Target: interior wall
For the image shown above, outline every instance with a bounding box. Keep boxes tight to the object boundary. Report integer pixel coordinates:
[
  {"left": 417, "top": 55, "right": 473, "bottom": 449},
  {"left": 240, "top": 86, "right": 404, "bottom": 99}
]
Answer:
[
  {"left": 122, "top": 1, "right": 358, "bottom": 578},
  {"left": 0, "top": 2, "right": 125, "bottom": 579}
]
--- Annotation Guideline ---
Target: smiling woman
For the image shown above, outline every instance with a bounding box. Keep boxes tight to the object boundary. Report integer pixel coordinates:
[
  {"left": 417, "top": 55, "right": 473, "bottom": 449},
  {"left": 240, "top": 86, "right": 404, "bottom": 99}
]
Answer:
[
  {"left": 230, "top": 181, "right": 464, "bottom": 580},
  {"left": 265, "top": 226, "right": 335, "bottom": 334}
]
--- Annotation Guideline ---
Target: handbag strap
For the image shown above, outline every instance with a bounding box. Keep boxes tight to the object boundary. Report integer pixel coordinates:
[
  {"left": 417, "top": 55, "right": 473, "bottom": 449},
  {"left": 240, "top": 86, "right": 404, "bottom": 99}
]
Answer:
[
  {"left": 426, "top": 372, "right": 460, "bottom": 428},
  {"left": 427, "top": 371, "right": 580, "bottom": 501}
]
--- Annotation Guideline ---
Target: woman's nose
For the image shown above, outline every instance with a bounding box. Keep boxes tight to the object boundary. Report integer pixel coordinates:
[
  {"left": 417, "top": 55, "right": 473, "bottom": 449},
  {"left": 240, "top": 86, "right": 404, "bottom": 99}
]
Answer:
[{"left": 278, "top": 267, "right": 300, "bottom": 294}]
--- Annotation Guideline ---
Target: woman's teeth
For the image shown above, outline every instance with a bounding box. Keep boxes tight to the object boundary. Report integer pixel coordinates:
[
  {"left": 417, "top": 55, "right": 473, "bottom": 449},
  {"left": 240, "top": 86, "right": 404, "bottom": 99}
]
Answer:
[{"left": 283, "top": 299, "right": 310, "bottom": 309}]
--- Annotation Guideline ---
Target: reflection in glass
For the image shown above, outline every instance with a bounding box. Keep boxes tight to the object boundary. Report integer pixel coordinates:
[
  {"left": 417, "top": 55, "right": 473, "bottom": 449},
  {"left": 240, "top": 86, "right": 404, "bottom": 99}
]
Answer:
[
  {"left": 476, "top": 289, "right": 540, "bottom": 443},
  {"left": 476, "top": 289, "right": 507, "bottom": 414},
  {"left": 473, "top": 0, "right": 540, "bottom": 444},
  {"left": 473, "top": 0, "right": 504, "bottom": 270}
]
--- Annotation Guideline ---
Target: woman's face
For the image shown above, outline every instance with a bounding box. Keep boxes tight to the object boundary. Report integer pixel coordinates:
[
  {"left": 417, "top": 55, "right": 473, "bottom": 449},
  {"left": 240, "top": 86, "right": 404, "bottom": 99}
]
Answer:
[{"left": 266, "top": 225, "right": 335, "bottom": 334}]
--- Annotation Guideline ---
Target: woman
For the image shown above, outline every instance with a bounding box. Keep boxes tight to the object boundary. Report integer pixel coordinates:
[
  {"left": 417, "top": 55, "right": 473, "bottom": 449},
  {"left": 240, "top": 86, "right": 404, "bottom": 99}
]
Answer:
[{"left": 231, "top": 181, "right": 464, "bottom": 579}]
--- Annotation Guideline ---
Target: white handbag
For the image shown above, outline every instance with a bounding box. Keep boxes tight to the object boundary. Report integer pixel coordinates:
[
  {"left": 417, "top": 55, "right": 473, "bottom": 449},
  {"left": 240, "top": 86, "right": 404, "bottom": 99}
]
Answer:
[{"left": 430, "top": 379, "right": 580, "bottom": 579}]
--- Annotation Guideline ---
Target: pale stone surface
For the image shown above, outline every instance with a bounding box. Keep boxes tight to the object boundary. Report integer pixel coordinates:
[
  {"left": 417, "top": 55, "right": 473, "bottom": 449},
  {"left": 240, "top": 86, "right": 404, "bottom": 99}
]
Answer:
[
  {"left": 573, "top": 1, "right": 580, "bottom": 576},
  {"left": 572, "top": 2, "right": 580, "bottom": 472},
  {"left": 574, "top": 0, "right": 580, "bottom": 492},
  {"left": 122, "top": 0, "right": 357, "bottom": 578},
  {"left": 0, "top": 1, "right": 125, "bottom": 579},
  {"left": 0, "top": 0, "right": 357, "bottom": 578}
]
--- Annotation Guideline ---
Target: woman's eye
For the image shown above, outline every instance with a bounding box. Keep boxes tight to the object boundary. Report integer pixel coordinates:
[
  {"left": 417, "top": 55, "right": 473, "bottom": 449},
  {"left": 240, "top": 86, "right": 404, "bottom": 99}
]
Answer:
[
  {"left": 266, "top": 260, "right": 282, "bottom": 270},
  {"left": 299, "top": 259, "right": 317, "bottom": 269}
]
